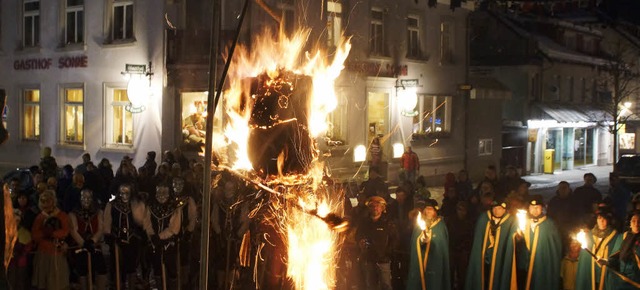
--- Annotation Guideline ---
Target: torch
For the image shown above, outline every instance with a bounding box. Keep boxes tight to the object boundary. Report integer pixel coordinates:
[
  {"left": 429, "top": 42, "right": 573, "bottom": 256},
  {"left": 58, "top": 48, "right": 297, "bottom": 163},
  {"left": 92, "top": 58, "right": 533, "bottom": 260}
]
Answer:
[
  {"left": 516, "top": 209, "right": 527, "bottom": 233},
  {"left": 574, "top": 229, "right": 640, "bottom": 288},
  {"left": 416, "top": 212, "right": 428, "bottom": 242}
]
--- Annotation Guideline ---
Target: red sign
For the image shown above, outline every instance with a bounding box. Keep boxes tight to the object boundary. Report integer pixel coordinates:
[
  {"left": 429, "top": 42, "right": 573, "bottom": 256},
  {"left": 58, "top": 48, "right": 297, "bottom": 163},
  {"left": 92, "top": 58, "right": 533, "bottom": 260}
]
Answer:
[
  {"left": 58, "top": 55, "right": 88, "bottom": 69},
  {"left": 13, "top": 55, "right": 88, "bottom": 70}
]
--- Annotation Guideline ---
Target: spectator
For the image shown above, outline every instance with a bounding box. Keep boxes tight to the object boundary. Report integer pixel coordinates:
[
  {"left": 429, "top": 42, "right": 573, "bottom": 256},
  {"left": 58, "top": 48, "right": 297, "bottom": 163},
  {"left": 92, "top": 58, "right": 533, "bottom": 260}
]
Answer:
[
  {"left": 445, "top": 201, "right": 473, "bottom": 289},
  {"left": 573, "top": 173, "right": 603, "bottom": 220},
  {"left": 400, "top": 146, "right": 420, "bottom": 184},
  {"left": 39, "top": 147, "right": 58, "bottom": 180},
  {"left": 97, "top": 158, "right": 114, "bottom": 193},
  {"left": 32, "top": 190, "right": 71, "bottom": 290},
  {"left": 455, "top": 170, "right": 473, "bottom": 201},
  {"left": 360, "top": 167, "right": 388, "bottom": 199},
  {"left": 75, "top": 153, "right": 91, "bottom": 175},
  {"left": 355, "top": 196, "right": 397, "bottom": 290},
  {"left": 63, "top": 173, "right": 85, "bottom": 213},
  {"left": 369, "top": 137, "right": 383, "bottom": 168},
  {"left": 548, "top": 181, "right": 581, "bottom": 249},
  {"left": 140, "top": 151, "right": 157, "bottom": 176}
]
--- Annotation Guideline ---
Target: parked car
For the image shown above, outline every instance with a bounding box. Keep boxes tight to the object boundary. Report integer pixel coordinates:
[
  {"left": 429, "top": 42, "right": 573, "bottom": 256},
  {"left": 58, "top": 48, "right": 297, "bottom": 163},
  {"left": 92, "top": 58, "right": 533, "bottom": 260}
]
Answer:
[{"left": 615, "top": 154, "right": 640, "bottom": 192}]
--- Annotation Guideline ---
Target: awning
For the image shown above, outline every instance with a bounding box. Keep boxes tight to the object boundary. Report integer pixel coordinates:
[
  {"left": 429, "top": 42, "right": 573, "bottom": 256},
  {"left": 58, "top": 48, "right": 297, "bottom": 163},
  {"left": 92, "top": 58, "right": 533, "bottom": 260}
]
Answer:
[
  {"left": 469, "top": 77, "right": 512, "bottom": 100},
  {"left": 533, "top": 103, "right": 612, "bottom": 123}
]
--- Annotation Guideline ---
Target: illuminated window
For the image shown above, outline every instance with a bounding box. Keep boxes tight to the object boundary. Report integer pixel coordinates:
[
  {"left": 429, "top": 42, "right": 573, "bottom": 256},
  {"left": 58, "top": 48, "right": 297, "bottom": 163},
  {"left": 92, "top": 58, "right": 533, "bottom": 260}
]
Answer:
[
  {"left": 326, "top": 0, "right": 342, "bottom": 49},
  {"left": 180, "top": 92, "right": 209, "bottom": 149},
  {"left": 65, "top": 0, "right": 84, "bottom": 44},
  {"left": 440, "top": 19, "right": 454, "bottom": 64},
  {"left": 22, "top": 89, "right": 40, "bottom": 140},
  {"left": 479, "top": 139, "right": 493, "bottom": 156},
  {"left": 23, "top": 0, "right": 40, "bottom": 47},
  {"left": 105, "top": 86, "right": 133, "bottom": 146},
  {"left": 370, "top": 8, "right": 385, "bottom": 55},
  {"left": 112, "top": 0, "right": 133, "bottom": 41},
  {"left": 62, "top": 87, "right": 84, "bottom": 144},
  {"left": 407, "top": 15, "right": 422, "bottom": 58},
  {"left": 413, "top": 95, "right": 451, "bottom": 135}
]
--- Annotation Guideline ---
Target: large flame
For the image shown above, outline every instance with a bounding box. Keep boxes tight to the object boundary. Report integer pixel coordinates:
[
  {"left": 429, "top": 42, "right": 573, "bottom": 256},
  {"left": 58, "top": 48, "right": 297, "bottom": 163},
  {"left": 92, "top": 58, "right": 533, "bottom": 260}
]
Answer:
[
  {"left": 214, "top": 27, "right": 351, "bottom": 290},
  {"left": 220, "top": 29, "right": 351, "bottom": 170}
]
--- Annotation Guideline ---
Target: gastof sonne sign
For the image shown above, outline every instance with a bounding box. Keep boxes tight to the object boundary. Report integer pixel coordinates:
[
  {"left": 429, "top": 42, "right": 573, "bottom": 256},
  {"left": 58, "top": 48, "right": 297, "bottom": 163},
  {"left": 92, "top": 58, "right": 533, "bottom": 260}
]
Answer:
[{"left": 13, "top": 55, "right": 88, "bottom": 70}]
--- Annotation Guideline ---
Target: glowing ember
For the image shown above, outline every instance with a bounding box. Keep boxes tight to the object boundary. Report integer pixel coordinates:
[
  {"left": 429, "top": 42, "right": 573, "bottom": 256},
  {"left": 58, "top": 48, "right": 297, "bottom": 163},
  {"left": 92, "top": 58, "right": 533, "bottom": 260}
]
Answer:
[
  {"left": 576, "top": 229, "right": 588, "bottom": 249},
  {"left": 516, "top": 209, "right": 527, "bottom": 232},
  {"left": 213, "top": 26, "right": 351, "bottom": 290}
]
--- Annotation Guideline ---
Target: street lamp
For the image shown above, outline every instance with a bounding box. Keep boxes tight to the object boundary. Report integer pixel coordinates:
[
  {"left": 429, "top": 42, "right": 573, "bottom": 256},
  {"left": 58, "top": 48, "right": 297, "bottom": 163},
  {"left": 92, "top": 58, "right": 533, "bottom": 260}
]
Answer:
[
  {"left": 397, "top": 79, "right": 419, "bottom": 117},
  {"left": 121, "top": 62, "right": 154, "bottom": 113}
]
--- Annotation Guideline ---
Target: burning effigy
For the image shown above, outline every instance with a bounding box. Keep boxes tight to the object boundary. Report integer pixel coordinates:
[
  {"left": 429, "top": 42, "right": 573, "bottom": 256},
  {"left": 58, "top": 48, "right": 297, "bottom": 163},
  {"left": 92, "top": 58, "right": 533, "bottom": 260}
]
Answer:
[{"left": 209, "top": 25, "right": 351, "bottom": 290}]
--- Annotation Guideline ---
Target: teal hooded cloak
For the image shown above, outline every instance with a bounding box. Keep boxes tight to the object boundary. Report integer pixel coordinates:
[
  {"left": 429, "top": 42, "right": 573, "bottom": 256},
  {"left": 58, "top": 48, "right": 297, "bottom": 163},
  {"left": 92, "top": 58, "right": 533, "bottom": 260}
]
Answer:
[
  {"left": 575, "top": 227, "right": 621, "bottom": 290},
  {"left": 406, "top": 217, "right": 450, "bottom": 290},
  {"left": 516, "top": 216, "right": 562, "bottom": 290},
  {"left": 465, "top": 211, "right": 517, "bottom": 290}
]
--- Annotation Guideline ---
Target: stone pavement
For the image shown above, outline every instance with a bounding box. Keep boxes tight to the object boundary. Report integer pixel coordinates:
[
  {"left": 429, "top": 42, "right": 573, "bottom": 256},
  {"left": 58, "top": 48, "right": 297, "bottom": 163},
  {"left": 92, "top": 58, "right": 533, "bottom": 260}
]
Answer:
[{"left": 521, "top": 165, "right": 613, "bottom": 190}]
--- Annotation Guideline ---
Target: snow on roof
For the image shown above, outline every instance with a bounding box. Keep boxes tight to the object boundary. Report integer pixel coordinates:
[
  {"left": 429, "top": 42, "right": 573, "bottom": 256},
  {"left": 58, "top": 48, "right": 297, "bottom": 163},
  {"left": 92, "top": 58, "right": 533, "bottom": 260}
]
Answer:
[{"left": 496, "top": 12, "right": 610, "bottom": 66}]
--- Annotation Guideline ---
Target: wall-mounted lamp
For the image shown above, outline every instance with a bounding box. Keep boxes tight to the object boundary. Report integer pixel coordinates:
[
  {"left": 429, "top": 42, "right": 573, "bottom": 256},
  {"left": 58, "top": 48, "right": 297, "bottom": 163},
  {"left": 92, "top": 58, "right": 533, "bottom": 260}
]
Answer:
[
  {"left": 397, "top": 79, "right": 419, "bottom": 117},
  {"left": 354, "top": 144, "right": 367, "bottom": 162},
  {"left": 122, "top": 62, "right": 153, "bottom": 113}
]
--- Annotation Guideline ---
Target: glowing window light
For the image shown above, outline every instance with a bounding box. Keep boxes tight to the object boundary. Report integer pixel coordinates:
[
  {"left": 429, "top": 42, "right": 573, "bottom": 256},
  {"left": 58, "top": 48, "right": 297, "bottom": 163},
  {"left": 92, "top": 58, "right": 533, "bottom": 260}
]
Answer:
[
  {"left": 354, "top": 144, "right": 366, "bottom": 162},
  {"left": 393, "top": 143, "right": 404, "bottom": 158}
]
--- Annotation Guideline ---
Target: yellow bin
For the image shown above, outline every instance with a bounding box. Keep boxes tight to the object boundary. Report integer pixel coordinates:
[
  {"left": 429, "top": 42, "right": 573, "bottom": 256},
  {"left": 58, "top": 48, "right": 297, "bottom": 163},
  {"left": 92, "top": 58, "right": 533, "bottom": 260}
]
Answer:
[{"left": 544, "top": 149, "right": 555, "bottom": 174}]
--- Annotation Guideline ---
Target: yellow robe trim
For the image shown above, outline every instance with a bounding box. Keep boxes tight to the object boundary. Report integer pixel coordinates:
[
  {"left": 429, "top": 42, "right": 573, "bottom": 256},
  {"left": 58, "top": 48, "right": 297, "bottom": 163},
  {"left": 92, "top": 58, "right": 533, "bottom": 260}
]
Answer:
[
  {"left": 416, "top": 217, "right": 441, "bottom": 290},
  {"left": 524, "top": 216, "right": 546, "bottom": 290}
]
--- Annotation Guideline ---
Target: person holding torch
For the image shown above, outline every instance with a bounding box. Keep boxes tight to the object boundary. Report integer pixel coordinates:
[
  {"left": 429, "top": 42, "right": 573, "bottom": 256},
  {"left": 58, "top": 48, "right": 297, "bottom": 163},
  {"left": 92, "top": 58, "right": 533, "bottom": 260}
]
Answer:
[
  {"left": 514, "top": 194, "right": 562, "bottom": 290},
  {"left": 465, "top": 197, "right": 517, "bottom": 290},
  {"left": 575, "top": 205, "right": 622, "bottom": 290},
  {"left": 407, "top": 199, "right": 450, "bottom": 290},
  {"left": 608, "top": 210, "right": 640, "bottom": 289}
]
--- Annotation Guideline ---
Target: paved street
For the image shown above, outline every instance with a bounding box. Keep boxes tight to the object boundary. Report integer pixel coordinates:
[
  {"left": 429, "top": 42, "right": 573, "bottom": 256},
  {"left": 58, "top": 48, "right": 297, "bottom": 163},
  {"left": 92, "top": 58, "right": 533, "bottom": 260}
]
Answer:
[{"left": 426, "top": 165, "right": 613, "bottom": 205}]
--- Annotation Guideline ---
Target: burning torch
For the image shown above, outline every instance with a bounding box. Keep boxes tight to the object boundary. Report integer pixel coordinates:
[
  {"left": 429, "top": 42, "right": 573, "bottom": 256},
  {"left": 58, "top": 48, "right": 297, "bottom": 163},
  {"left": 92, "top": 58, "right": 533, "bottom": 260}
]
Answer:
[
  {"left": 516, "top": 209, "right": 527, "bottom": 234},
  {"left": 574, "top": 229, "right": 640, "bottom": 288},
  {"left": 416, "top": 212, "right": 429, "bottom": 243}
]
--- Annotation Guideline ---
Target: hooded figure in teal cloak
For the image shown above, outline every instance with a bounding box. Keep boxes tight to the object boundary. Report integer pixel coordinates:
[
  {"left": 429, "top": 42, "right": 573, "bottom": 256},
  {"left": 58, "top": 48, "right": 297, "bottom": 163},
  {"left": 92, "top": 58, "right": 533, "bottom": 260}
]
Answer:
[
  {"left": 609, "top": 211, "right": 640, "bottom": 289},
  {"left": 407, "top": 199, "right": 450, "bottom": 290},
  {"left": 575, "top": 205, "right": 622, "bottom": 290},
  {"left": 515, "top": 194, "right": 562, "bottom": 290},
  {"left": 465, "top": 198, "right": 517, "bottom": 290}
]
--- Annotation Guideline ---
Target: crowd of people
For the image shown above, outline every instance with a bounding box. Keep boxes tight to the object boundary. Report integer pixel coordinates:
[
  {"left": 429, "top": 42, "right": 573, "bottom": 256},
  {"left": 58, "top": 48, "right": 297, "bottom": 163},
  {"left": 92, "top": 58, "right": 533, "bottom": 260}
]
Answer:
[
  {"left": 2, "top": 147, "right": 206, "bottom": 290},
  {"left": 346, "top": 158, "right": 640, "bottom": 290},
  {"left": 3, "top": 144, "right": 640, "bottom": 290}
]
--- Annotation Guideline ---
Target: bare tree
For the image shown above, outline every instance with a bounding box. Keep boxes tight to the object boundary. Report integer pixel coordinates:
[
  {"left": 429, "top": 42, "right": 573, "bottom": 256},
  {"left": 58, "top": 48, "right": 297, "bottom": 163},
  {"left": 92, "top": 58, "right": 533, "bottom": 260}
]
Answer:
[{"left": 597, "top": 38, "right": 640, "bottom": 168}]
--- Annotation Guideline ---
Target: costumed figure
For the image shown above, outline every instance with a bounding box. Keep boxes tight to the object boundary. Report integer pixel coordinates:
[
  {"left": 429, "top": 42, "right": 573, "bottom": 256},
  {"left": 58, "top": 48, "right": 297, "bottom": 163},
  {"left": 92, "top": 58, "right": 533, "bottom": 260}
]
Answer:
[
  {"left": 407, "top": 199, "right": 450, "bottom": 290},
  {"left": 31, "top": 190, "right": 70, "bottom": 290},
  {"left": 173, "top": 177, "right": 197, "bottom": 289},
  {"left": 1, "top": 182, "right": 18, "bottom": 290},
  {"left": 103, "top": 183, "right": 145, "bottom": 290},
  {"left": 143, "top": 183, "right": 182, "bottom": 290},
  {"left": 211, "top": 179, "right": 250, "bottom": 290},
  {"left": 575, "top": 205, "right": 621, "bottom": 290},
  {"left": 515, "top": 194, "right": 562, "bottom": 290},
  {"left": 609, "top": 211, "right": 640, "bottom": 289},
  {"left": 69, "top": 189, "right": 107, "bottom": 290},
  {"left": 465, "top": 198, "right": 517, "bottom": 290}
]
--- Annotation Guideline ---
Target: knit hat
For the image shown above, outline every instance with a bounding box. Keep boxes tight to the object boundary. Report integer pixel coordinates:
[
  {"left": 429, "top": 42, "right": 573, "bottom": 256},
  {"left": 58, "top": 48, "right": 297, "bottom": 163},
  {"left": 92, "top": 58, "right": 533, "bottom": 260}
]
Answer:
[
  {"left": 424, "top": 199, "right": 439, "bottom": 210},
  {"left": 491, "top": 197, "right": 508, "bottom": 209},
  {"left": 366, "top": 196, "right": 387, "bottom": 206},
  {"left": 528, "top": 194, "right": 545, "bottom": 206}
]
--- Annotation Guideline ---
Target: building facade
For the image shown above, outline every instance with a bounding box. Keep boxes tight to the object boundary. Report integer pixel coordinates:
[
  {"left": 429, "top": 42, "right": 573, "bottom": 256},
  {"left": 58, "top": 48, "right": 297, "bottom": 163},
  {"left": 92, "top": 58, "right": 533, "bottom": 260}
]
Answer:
[
  {"left": 470, "top": 2, "right": 640, "bottom": 175},
  {"left": 0, "top": 0, "right": 166, "bottom": 169},
  {"left": 166, "top": 0, "right": 482, "bottom": 185}
]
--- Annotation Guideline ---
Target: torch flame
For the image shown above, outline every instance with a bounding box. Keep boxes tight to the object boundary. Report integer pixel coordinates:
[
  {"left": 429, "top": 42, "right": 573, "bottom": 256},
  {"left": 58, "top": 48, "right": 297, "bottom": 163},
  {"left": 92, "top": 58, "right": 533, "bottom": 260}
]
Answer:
[
  {"left": 576, "top": 229, "right": 588, "bottom": 249},
  {"left": 516, "top": 209, "right": 527, "bottom": 232},
  {"left": 417, "top": 211, "right": 426, "bottom": 231}
]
